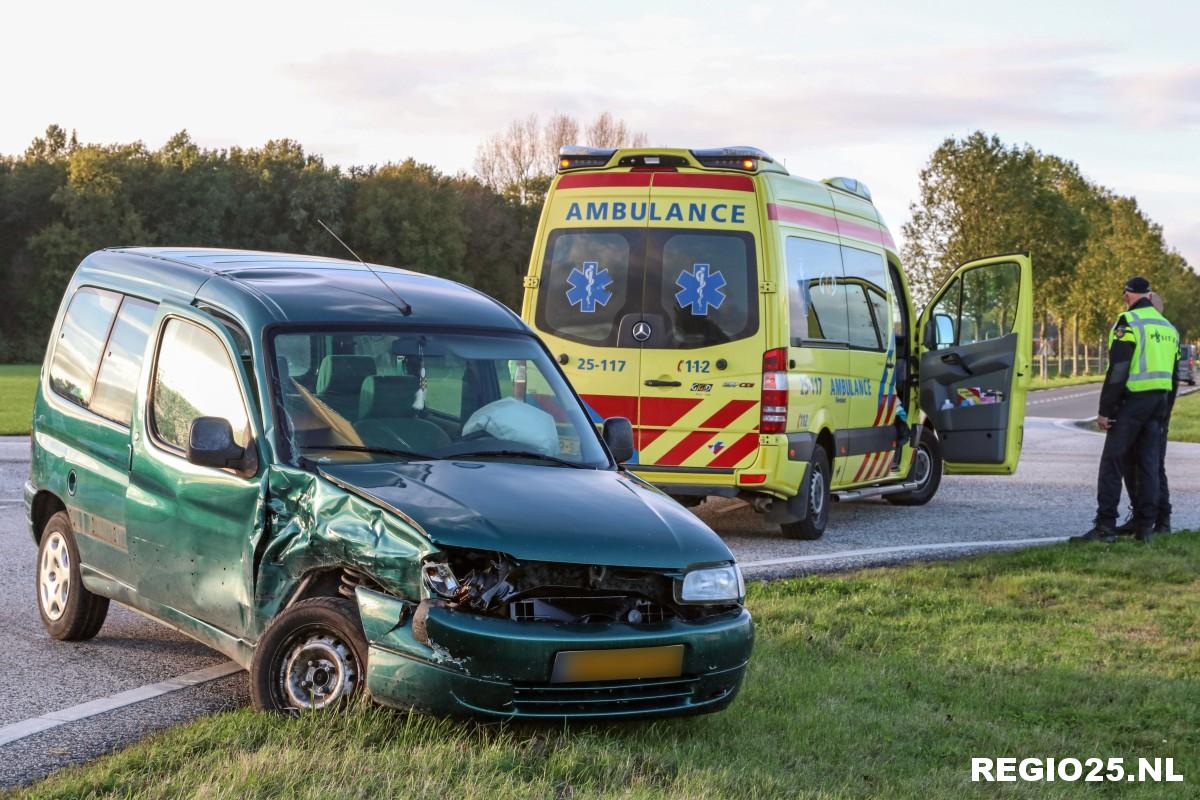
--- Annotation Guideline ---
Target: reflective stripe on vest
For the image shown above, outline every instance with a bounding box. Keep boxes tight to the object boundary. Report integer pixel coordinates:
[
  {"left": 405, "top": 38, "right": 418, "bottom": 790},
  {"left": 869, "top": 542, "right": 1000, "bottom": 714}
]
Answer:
[{"left": 1108, "top": 307, "right": 1179, "bottom": 392}]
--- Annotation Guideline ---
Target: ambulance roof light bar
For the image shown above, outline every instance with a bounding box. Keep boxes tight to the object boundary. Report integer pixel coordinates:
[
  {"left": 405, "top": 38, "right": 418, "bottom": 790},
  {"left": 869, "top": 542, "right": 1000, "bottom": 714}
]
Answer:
[
  {"left": 558, "top": 146, "right": 617, "bottom": 171},
  {"left": 823, "top": 176, "right": 873, "bottom": 202},
  {"left": 691, "top": 146, "right": 786, "bottom": 174}
]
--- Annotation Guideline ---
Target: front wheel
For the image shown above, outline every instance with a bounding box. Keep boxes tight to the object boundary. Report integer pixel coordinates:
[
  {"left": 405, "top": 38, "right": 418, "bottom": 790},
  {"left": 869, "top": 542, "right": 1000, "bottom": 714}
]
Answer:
[
  {"left": 37, "top": 511, "right": 109, "bottom": 640},
  {"left": 886, "top": 430, "right": 943, "bottom": 506},
  {"left": 250, "top": 597, "right": 370, "bottom": 713},
  {"left": 780, "top": 445, "right": 831, "bottom": 540}
]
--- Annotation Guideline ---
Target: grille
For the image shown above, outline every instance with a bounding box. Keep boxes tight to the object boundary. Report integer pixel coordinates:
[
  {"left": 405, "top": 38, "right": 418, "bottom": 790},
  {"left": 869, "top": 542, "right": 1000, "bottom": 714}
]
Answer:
[
  {"left": 508, "top": 596, "right": 674, "bottom": 624},
  {"left": 509, "top": 676, "right": 702, "bottom": 716}
]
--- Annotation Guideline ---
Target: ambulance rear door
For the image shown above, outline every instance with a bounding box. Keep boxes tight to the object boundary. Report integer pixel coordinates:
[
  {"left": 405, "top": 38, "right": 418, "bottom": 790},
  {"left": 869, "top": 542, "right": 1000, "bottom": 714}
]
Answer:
[
  {"left": 530, "top": 174, "right": 651, "bottom": 440},
  {"left": 634, "top": 173, "right": 766, "bottom": 471},
  {"left": 915, "top": 254, "right": 1033, "bottom": 474}
]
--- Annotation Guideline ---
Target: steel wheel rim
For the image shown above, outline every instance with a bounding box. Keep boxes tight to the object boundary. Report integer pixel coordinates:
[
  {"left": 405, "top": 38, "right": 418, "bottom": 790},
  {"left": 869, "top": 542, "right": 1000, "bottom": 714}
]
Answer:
[
  {"left": 39, "top": 532, "right": 71, "bottom": 621},
  {"left": 278, "top": 631, "right": 358, "bottom": 710},
  {"left": 810, "top": 467, "right": 826, "bottom": 517},
  {"left": 912, "top": 446, "right": 932, "bottom": 489}
]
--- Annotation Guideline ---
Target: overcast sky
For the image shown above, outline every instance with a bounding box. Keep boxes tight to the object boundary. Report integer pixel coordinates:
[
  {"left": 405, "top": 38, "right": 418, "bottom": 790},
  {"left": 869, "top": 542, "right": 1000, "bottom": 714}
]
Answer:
[{"left": 3, "top": 0, "right": 1197, "bottom": 268}]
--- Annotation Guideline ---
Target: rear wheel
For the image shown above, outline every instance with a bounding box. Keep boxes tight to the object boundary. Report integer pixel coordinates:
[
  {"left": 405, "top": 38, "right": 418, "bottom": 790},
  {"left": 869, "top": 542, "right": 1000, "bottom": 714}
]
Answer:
[
  {"left": 780, "top": 445, "right": 831, "bottom": 540},
  {"left": 886, "top": 430, "right": 943, "bottom": 506},
  {"left": 36, "top": 511, "right": 109, "bottom": 640},
  {"left": 251, "top": 597, "right": 369, "bottom": 713}
]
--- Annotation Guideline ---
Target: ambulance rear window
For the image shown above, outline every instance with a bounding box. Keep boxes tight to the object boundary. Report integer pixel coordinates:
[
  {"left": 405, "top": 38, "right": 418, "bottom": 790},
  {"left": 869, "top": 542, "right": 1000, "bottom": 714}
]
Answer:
[
  {"left": 536, "top": 229, "right": 643, "bottom": 346},
  {"left": 650, "top": 230, "right": 757, "bottom": 349}
]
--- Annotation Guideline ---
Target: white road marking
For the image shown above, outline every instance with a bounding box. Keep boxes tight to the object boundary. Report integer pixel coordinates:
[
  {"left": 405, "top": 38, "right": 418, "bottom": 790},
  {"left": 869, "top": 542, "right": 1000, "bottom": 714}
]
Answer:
[
  {"left": 0, "top": 661, "right": 242, "bottom": 747},
  {"left": 741, "top": 536, "right": 1068, "bottom": 570}
]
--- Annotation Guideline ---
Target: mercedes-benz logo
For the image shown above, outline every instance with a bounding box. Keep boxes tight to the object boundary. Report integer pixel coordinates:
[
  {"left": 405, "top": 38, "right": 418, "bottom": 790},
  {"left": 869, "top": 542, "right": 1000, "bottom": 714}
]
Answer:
[{"left": 632, "top": 321, "right": 652, "bottom": 342}]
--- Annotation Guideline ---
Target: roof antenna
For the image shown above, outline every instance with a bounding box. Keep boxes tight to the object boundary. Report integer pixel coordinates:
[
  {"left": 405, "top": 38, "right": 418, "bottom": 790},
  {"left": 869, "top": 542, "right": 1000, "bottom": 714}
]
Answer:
[{"left": 316, "top": 218, "right": 412, "bottom": 316}]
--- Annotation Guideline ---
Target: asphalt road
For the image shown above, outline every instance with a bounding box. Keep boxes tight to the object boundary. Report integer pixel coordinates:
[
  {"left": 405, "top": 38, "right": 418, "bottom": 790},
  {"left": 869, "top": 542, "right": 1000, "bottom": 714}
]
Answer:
[{"left": 2, "top": 388, "right": 1198, "bottom": 787}]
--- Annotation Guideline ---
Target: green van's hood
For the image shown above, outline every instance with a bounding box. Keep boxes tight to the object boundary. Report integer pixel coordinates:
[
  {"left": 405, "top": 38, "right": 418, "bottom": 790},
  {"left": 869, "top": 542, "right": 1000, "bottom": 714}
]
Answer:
[{"left": 319, "top": 460, "right": 733, "bottom": 570}]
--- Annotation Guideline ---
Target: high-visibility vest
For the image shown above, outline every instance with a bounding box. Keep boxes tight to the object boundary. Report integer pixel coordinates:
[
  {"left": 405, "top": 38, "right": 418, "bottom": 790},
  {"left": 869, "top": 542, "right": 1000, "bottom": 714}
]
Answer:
[{"left": 1107, "top": 306, "right": 1179, "bottom": 392}]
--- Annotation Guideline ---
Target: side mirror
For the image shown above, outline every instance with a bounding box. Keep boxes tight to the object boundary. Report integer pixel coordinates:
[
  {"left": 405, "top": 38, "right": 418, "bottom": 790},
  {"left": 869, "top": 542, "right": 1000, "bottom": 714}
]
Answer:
[
  {"left": 931, "top": 312, "right": 956, "bottom": 349},
  {"left": 602, "top": 417, "right": 635, "bottom": 464},
  {"left": 187, "top": 417, "right": 254, "bottom": 472}
]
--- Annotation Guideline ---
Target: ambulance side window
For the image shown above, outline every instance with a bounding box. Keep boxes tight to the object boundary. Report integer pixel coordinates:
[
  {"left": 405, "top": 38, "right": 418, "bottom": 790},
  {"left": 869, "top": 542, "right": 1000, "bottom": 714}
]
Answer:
[
  {"left": 785, "top": 237, "right": 848, "bottom": 344},
  {"left": 536, "top": 229, "right": 641, "bottom": 347},
  {"left": 840, "top": 245, "right": 888, "bottom": 351}
]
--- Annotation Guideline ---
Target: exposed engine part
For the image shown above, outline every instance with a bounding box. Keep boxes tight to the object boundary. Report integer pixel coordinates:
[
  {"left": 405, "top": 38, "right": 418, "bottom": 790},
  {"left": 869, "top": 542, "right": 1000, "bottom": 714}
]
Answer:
[{"left": 432, "top": 549, "right": 735, "bottom": 625}]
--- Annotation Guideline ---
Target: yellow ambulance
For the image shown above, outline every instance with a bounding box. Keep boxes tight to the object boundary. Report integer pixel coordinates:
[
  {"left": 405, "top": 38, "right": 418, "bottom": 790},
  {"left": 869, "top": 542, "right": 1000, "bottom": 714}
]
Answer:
[{"left": 521, "top": 146, "right": 1032, "bottom": 539}]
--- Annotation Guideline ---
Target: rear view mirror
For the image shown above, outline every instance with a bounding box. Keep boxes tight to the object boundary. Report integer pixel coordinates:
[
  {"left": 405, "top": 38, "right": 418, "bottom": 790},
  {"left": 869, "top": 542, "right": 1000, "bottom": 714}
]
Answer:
[
  {"left": 602, "top": 417, "right": 635, "bottom": 464},
  {"left": 188, "top": 417, "right": 255, "bottom": 472}
]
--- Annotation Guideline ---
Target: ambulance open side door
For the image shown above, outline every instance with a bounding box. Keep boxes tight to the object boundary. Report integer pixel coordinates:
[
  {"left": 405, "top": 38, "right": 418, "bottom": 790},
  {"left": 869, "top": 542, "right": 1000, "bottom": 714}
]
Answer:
[{"left": 915, "top": 254, "right": 1032, "bottom": 475}]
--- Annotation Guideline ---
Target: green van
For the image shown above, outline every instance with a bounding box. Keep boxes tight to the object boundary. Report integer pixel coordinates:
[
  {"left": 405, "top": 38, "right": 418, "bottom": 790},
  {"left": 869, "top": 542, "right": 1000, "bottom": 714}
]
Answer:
[{"left": 25, "top": 247, "right": 752, "bottom": 717}]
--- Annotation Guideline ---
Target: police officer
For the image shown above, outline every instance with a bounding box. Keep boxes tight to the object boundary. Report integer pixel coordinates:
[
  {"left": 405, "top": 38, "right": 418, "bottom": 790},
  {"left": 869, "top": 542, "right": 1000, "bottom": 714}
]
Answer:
[
  {"left": 1116, "top": 290, "right": 1179, "bottom": 534},
  {"left": 1072, "top": 277, "right": 1179, "bottom": 543}
]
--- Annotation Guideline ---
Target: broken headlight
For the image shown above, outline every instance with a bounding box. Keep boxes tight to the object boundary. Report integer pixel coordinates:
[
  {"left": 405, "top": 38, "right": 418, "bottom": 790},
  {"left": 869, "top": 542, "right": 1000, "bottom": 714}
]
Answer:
[
  {"left": 422, "top": 560, "right": 460, "bottom": 599},
  {"left": 679, "top": 564, "right": 744, "bottom": 603}
]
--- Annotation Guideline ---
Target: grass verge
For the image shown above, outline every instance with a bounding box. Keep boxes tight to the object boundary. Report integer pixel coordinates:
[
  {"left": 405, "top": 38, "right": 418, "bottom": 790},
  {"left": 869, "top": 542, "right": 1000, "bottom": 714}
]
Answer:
[
  {"left": 0, "top": 364, "right": 38, "bottom": 435},
  {"left": 1030, "top": 374, "right": 1104, "bottom": 389},
  {"left": 1168, "top": 390, "right": 1200, "bottom": 443},
  {"left": 14, "top": 536, "right": 1200, "bottom": 799}
]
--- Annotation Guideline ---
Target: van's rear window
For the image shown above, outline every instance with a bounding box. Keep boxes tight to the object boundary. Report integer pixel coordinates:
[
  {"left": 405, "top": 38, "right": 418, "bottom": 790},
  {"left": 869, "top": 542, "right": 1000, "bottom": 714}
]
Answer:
[{"left": 535, "top": 228, "right": 757, "bottom": 350}]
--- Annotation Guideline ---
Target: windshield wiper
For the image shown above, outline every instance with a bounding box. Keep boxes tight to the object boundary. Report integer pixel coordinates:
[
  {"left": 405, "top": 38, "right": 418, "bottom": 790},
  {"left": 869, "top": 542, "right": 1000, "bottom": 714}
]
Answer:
[
  {"left": 305, "top": 444, "right": 438, "bottom": 461},
  {"left": 452, "top": 449, "right": 594, "bottom": 469}
]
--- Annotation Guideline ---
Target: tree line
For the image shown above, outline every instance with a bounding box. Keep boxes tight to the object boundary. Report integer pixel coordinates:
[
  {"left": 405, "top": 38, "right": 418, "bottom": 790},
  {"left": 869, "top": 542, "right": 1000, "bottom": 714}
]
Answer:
[
  {"left": 903, "top": 132, "right": 1199, "bottom": 374},
  {"left": 2, "top": 124, "right": 1194, "bottom": 369}
]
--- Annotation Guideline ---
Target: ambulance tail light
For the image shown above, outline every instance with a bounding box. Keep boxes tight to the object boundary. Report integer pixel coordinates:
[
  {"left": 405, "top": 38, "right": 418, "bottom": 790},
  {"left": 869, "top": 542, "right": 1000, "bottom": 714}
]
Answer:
[{"left": 761, "top": 348, "right": 789, "bottom": 434}]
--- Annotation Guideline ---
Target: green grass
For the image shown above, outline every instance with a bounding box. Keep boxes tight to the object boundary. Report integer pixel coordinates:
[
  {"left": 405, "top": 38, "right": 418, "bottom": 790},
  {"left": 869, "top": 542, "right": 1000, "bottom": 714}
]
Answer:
[
  {"left": 0, "top": 364, "right": 38, "bottom": 435},
  {"left": 1031, "top": 373, "right": 1104, "bottom": 389},
  {"left": 15, "top": 537, "right": 1200, "bottom": 799},
  {"left": 1168, "top": 390, "right": 1200, "bottom": 443}
]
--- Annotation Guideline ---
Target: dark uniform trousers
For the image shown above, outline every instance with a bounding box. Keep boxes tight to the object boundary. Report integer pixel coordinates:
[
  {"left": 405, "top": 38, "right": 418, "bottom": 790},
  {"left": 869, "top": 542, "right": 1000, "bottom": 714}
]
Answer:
[
  {"left": 1096, "top": 391, "right": 1169, "bottom": 527},
  {"left": 1121, "top": 419, "right": 1172, "bottom": 525}
]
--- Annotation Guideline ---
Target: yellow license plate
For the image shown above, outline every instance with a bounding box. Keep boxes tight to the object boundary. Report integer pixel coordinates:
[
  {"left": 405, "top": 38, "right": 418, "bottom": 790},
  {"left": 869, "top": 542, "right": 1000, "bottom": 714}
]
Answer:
[{"left": 550, "top": 645, "right": 685, "bottom": 683}]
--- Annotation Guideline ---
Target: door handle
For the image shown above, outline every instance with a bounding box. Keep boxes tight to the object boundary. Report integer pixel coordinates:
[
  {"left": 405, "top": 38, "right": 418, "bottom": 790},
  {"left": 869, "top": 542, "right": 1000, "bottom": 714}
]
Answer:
[
  {"left": 940, "top": 351, "right": 973, "bottom": 375},
  {"left": 644, "top": 379, "right": 682, "bottom": 387}
]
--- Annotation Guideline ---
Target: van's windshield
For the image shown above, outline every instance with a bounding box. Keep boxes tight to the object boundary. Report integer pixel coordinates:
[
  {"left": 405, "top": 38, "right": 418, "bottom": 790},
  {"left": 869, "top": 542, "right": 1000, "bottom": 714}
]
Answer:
[
  {"left": 535, "top": 228, "right": 758, "bottom": 348},
  {"left": 270, "top": 330, "right": 610, "bottom": 468}
]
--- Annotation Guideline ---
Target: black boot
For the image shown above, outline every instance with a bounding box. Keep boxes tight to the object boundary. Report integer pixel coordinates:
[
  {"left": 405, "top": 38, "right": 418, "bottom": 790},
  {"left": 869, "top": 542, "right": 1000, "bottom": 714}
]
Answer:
[
  {"left": 1134, "top": 526, "right": 1154, "bottom": 543},
  {"left": 1115, "top": 515, "right": 1137, "bottom": 534},
  {"left": 1071, "top": 524, "right": 1117, "bottom": 544},
  {"left": 1153, "top": 518, "right": 1171, "bottom": 534}
]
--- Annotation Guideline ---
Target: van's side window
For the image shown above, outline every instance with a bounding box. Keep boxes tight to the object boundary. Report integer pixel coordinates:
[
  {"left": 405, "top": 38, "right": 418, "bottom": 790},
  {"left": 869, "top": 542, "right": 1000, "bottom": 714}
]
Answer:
[
  {"left": 89, "top": 298, "right": 159, "bottom": 426},
  {"left": 785, "top": 237, "right": 847, "bottom": 343},
  {"left": 49, "top": 287, "right": 122, "bottom": 406},
  {"left": 151, "top": 319, "right": 251, "bottom": 453},
  {"left": 840, "top": 245, "right": 888, "bottom": 351}
]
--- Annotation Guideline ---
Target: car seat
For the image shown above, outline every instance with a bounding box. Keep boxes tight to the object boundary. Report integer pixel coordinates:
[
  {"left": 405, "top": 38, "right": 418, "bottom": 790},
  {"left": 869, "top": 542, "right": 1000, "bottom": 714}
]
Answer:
[
  {"left": 314, "top": 355, "right": 376, "bottom": 419},
  {"left": 356, "top": 375, "right": 452, "bottom": 453}
]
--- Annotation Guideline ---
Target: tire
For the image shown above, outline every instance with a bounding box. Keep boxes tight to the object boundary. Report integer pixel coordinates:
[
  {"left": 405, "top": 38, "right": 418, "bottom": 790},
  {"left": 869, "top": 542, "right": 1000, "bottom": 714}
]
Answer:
[
  {"left": 886, "top": 429, "right": 943, "bottom": 506},
  {"left": 36, "top": 511, "right": 109, "bottom": 641},
  {"left": 780, "top": 444, "right": 831, "bottom": 540},
  {"left": 250, "top": 597, "right": 369, "bottom": 713}
]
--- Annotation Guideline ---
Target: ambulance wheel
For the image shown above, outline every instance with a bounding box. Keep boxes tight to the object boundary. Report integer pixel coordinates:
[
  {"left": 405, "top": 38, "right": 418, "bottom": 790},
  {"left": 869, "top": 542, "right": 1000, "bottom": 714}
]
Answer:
[
  {"left": 781, "top": 445, "right": 830, "bottom": 540},
  {"left": 886, "top": 431, "right": 942, "bottom": 506},
  {"left": 37, "top": 511, "right": 109, "bottom": 641}
]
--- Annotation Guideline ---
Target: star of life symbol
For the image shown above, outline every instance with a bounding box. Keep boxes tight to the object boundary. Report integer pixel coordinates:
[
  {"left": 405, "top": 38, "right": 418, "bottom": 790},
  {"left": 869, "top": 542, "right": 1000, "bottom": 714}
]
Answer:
[
  {"left": 675, "top": 263, "right": 726, "bottom": 316},
  {"left": 566, "top": 261, "right": 613, "bottom": 313}
]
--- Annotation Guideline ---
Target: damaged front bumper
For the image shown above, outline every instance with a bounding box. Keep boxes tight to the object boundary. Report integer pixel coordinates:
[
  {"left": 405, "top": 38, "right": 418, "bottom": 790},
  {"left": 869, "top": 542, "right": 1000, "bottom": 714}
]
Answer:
[{"left": 356, "top": 587, "right": 753, "bottom": 719}]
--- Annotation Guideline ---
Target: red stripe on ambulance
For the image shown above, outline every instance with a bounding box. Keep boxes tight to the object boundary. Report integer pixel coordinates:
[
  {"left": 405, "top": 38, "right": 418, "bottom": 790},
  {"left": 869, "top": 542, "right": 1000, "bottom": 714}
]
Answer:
[{"left": 709, "top": 433, "right": 761, "bottom": 468}]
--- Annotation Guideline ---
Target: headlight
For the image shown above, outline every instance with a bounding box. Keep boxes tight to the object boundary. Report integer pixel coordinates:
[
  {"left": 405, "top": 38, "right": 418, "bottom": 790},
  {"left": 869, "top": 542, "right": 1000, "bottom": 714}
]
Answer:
[
  {"left": 422, "top": 560, "right": 460, "bottom": 599},
  {"left": 679, "top": 564, "right": 744, "bottom": 603}
]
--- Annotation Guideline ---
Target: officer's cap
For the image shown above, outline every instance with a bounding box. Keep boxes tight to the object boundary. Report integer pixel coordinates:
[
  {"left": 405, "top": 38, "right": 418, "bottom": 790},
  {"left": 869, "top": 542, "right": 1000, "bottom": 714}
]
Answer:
[{"left": 1123, "top": 276, "right": 1151, "bottom": 294}]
